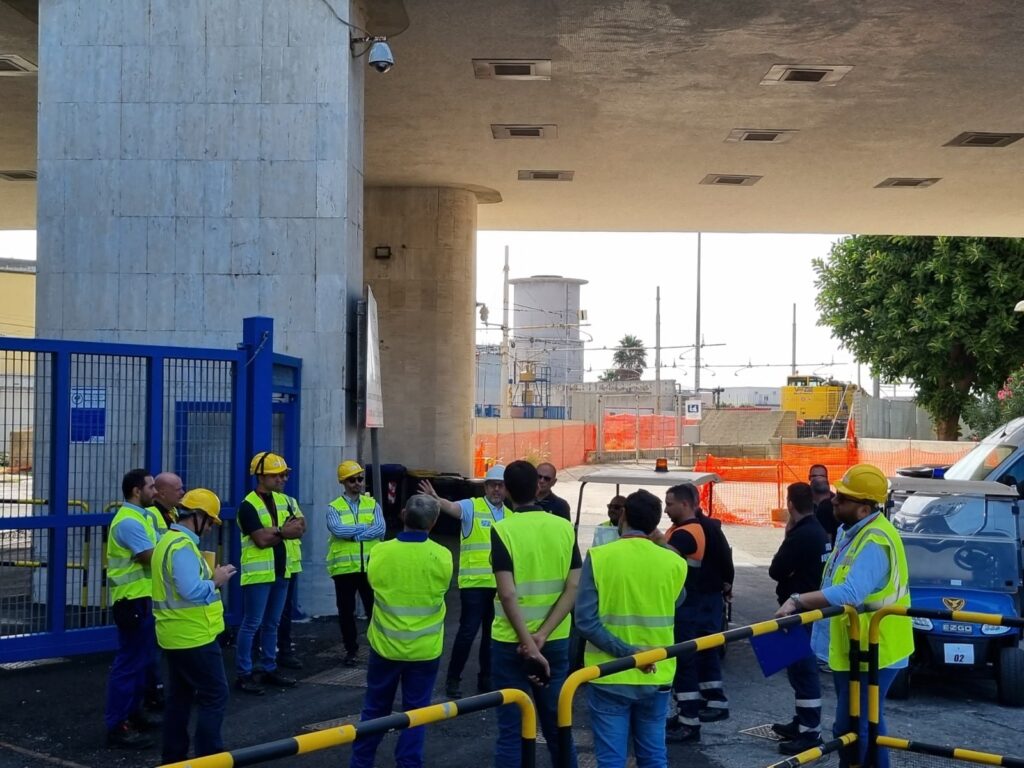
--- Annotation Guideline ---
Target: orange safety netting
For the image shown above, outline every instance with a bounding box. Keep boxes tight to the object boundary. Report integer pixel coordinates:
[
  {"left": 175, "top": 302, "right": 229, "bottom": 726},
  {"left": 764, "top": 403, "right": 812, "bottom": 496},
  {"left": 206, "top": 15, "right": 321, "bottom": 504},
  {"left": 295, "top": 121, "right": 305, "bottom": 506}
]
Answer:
[
  {"left": 473, "top": 423, "right": 597, "bottom": 477},
  {"left": 601, "top": 413, "right": 696, "bottom": 451}
]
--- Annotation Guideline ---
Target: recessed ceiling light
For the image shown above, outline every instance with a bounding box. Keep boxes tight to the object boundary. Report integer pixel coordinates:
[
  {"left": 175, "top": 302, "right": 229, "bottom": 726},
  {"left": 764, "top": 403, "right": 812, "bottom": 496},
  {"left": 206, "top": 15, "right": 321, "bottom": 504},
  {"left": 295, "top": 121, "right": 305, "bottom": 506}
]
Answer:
[
  {"left": 875, "top": 177, "right": 941, "bottom": 188},
  {"left": 491, "top": 124, "right": 557, "bottom": 140},
  {"left": 700, "top": 174, "right": 762, "bottom": 187},
  {"left": 473, "top": 60, "right": 552, "bottom": 81},
  {"left": 725, "top": 129, "right": 797, "bottom": 144},
  {"left": 0, "top": 170, "right": 37, "bottom": 181},
  {"left": 517, "top": 170, "right": 573, "bottom": 181},
  {"left": 0, "top": 54, "right": 38, "bottom": 76},
  {"left": 944, "top": 131, "right": 1023, "bottom": 148},
  {"left": 760, "top": 64, "right": 853, "bottom": 86}
]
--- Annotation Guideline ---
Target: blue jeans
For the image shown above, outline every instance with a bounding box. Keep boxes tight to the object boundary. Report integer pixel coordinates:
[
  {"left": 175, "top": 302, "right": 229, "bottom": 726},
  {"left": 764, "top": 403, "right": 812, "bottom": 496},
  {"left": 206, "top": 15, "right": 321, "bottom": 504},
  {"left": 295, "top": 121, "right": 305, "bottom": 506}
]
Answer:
[
  {"left": 104, "top": 598, "right": 156, "bottom": 730},
  {"left": 349, "top": 650, "right": 440, "bottom": 768},
  {"left": 162, "top": 641, "right": 230, "bottom": 764},
  {"left": 491, "top": 638, "right": 577, "bottom": 768},
  {"left": 785, "top": 634, "right": 821, "bottom": 734},
  {"left": 588, "top": 686, "right": 670, "bottom": 768},
  {"left": 278, "top": 572, "right": 298, "bottom": 651},
  {"left": 833, "top": 667, "right": 898, "bottom": 768},
  {"left": 236, "top": 577, "right": 290, "bottom": 676},
  {"left": 446, "top": 587, "right": 495, "bottom": 683}
]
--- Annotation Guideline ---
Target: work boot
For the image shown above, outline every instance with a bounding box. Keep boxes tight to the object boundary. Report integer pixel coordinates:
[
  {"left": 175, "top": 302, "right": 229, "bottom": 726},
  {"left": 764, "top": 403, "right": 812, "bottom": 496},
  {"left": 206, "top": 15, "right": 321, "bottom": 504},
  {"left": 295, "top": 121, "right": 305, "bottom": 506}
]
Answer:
[
  {"left": 106, "top": 721, "right": 153, "bottom": 749},
  {"left": 666, "top": 724, "right": 700, "bottom": 744},
  {"left": 477, "top": 675, "right": 492, "bottom": 694},
  {"left": 277, "top": 652, "right": 304, "bottom": 670},
  {"left": 130, "top": 710, "right": 163, "bottom": 731},
  {"left": 144, "top": 685, "right": 165, "bottom": 712},
  {"left": 665, "top": 716, "right": 683, "bottom": 733},
  {"left": 778, "top": 733, "right": 823, "bottom": 756},
  {"left": 343, "top": 650, "right": 359, "bottom": 668},
  {"left": 698, "top": 707, "right": 729, "bottom": 723},
  {"left": 445, "top": 679, "right": 462, "bottom": 699},
  {"left": 235, "top": 674, "right": 266, "bottom": 695},
  {"left": 771, "top": 719, "right": 801, "bottom": 740},
  {"left": 258, "top": 669, "right": 297, "bottom": 687}
]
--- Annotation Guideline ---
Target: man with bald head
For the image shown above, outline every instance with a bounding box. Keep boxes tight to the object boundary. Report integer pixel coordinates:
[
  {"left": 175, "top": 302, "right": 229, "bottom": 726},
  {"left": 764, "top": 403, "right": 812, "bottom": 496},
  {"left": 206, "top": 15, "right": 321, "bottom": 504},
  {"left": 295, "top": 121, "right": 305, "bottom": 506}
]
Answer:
[
  {"left": 535, "top": 462, "right": 571, "bottom": 522},
  {"left": 149, "top": 473, "right": 185, "bottom": 531}
]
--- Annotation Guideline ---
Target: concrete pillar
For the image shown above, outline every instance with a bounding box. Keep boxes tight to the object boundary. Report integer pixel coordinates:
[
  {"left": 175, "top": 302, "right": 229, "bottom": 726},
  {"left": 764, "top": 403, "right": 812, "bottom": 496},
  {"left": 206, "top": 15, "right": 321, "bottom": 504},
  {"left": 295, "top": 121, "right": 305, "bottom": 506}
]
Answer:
[
  {"left": 364, "top": 187, "right": 477, "bottom": 476},
  {"left": 35, "top": 0, "right": 368, "bottom": 617}
]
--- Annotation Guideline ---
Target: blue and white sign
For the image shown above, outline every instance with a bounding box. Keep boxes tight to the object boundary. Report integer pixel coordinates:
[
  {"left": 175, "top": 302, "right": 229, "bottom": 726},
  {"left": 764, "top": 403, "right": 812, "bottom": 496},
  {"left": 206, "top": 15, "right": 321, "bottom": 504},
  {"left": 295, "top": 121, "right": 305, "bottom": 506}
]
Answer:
[
  {"left": 685, "top": 399, "right": 703, "bottom": 421},
  {"left": 70, "top": 387, "right": 106, "bottom": 443}
]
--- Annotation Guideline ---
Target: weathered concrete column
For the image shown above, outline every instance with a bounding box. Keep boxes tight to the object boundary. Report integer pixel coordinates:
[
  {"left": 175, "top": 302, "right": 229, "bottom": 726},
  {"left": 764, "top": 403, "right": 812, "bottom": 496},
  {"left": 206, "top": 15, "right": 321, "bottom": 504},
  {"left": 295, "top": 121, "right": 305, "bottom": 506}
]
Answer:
[
  {"left": 35, "top": 0, "right": 369, "bottom": 617},
  {"left": 364, "top": 187, "right": 477, "bottom": 475}
]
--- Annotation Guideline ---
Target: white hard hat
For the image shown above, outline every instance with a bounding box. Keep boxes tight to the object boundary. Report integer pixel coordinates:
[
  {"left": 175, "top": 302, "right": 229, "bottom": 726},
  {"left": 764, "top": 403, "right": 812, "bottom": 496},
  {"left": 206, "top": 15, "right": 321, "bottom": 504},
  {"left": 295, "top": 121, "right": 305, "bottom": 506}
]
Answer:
[{"left": 484, "top": 464, "right": 506, "bottom": 483}]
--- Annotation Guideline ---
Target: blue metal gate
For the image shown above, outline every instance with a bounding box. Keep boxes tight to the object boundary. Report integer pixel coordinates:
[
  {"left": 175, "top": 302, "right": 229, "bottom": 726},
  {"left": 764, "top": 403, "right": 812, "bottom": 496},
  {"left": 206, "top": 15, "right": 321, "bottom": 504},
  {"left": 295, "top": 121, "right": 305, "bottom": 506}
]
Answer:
[{"left": 0, "top": 316, "right": 298, "bottom": 662}]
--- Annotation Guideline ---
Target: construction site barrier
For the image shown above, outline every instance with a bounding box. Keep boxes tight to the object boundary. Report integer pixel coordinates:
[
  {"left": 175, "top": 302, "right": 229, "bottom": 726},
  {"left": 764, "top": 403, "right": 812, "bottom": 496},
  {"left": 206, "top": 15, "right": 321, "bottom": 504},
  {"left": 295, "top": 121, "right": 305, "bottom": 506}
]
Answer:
[
  {"left": 765, "top": 733, "right": 859, "bottom": 768},
  {"left": 157, "top": 688, "right": 537, "bottom": 768},
  {"left": 555, "top": 605, "right": 856, "bottom": 768},
  {"left": 866, "top": 606, "right": 1024, "bottom": 768},
  {"left": 473, "top": 418, "right": 596, "bottom": 474}
]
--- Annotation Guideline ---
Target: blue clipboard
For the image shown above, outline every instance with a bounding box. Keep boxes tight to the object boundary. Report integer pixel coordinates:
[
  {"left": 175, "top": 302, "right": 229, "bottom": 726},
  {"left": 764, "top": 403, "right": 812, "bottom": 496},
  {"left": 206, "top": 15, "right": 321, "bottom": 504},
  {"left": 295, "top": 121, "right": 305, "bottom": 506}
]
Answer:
[{"left": 750, "top": 625, "right": 814, "bottom": 677}]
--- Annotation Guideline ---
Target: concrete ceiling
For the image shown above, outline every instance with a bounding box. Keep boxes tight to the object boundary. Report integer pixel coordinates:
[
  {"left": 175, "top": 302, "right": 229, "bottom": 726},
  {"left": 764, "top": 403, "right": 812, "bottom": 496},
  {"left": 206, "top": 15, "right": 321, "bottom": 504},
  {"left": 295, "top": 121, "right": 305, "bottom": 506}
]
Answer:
[{"left": 3, "top": 2, "right": 1024, "bottom": 234}]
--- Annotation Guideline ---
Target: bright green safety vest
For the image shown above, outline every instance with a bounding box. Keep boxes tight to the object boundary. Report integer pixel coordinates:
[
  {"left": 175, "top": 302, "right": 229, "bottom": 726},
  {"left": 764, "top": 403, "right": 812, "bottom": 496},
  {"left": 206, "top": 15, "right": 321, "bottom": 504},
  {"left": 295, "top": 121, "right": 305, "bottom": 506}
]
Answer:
[
  {"left": 152, "top": 529, "right": 225, "bottom": 650},
  {"left": 326, "top": 495, "right": 380, "bottom": 576},
  {"left": 240, "top": 490, "right": 289, "bottom": 586},
  {"left": 459, "top": 497, "right": 505, "bottom": 589},
  {"left": 585, "top": 536, "right": 686, "bottom": 686},
  {"left": 145, "top": 505, "right": 170, "bottom": 534},
  {"left": 367, "top": 537, "right": 453, "bottom": 661},
  {"left": 282, "top": 495, "right": 304, "bottom": 577},
  {"left": 492, "top": 511, "right": 577, "bottom": 643},
  {"left": 107, "top": 504, "right": 158, "bottom": 602},
  {"left": 826, "top": 513, "right": 914, "bottom": 671}
]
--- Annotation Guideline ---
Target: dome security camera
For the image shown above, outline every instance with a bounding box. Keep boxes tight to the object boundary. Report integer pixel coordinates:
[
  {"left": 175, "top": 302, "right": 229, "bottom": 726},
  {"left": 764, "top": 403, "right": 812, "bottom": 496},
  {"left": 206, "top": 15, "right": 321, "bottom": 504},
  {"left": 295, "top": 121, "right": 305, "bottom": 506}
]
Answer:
[{"left": 368, "top": 40, "right": 394, "bottom": 73}]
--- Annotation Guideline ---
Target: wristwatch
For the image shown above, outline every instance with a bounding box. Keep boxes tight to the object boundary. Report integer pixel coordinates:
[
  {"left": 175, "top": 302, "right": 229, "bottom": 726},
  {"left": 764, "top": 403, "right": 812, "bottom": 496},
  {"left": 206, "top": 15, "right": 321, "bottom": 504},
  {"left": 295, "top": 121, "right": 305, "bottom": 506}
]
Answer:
[{"left": 789, "top": 593, "right": 804, "bottom": 611}]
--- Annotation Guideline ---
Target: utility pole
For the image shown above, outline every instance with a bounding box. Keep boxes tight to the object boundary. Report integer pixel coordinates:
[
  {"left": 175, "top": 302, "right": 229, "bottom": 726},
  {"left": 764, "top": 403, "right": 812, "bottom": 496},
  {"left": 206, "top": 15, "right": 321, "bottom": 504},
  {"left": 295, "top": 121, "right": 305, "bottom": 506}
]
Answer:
[
  {"left": 499, "top": 246, "right": 511, "bottom": 416},
  {"left": 791, "top": 303, "right": 797, "bottom": 375},
  {"left": 694, "top": 233, "right": 702, "bottom": 395},
  {"left": 655, "top": 285, "right": 661, "bottom": 416}
]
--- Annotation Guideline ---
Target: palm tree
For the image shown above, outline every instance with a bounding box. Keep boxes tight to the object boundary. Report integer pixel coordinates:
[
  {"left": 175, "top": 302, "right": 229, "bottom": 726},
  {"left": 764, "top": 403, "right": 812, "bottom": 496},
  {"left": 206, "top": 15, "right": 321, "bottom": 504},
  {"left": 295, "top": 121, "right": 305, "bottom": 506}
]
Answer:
[{"left": 602, "top": 334, "right": 647, "bottom": 381}]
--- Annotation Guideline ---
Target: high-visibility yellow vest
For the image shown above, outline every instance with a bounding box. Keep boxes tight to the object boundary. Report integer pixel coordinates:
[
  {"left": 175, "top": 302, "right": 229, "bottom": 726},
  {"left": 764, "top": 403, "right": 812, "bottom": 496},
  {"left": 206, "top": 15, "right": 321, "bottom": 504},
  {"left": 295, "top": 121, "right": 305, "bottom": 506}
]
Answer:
[
  {"left": 326, "top": 495, "right": 380, "bottom": 576},
  {"left": 145, "top": 505, "right": 170, "bottom": 534},
  {"left": 826, "top": 514, "right": 914, "bottom": 671},
  {"left": 366, "top": 537, "right": 452, "bottom": 661},
  {"left": 240, "top": 491, "right": 288, "bottom": 586},
  {"left": 152, "top": 529, "right": 224, "bottom": 650},
  {"left": 492, "top": 511, "right": 576, "bottom": 643},
  {"left": 107, "top": 504, "right": 158, "bottom": 602},
  {"left": 281, "top": 495, "right": 304, "bottom": 576},
  {"left": 458, "top": 497, "right": 505, "bottom": 589},
  {"left": 585, "top": 537, "right": 685, "bottom": 686}
]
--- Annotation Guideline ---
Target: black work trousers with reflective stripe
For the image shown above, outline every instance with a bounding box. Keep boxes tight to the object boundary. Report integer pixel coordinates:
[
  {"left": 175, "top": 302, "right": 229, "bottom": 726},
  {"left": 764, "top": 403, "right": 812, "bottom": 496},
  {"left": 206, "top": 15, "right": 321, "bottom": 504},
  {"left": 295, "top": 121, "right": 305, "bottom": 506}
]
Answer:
[{"left": 333, "top": 572, "right": 374, "bottom": 654}]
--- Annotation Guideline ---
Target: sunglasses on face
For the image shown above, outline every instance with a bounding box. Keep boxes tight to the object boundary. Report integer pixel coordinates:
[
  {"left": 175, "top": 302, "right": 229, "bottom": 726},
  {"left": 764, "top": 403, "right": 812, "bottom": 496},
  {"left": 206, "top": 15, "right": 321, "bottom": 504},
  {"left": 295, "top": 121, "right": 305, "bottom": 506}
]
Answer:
[
  {"left": 538, "top": 474, "right": 554, "bottom": 482},
  {"left": 607, "top": 504, "right": 625, "bottom": 510},
  {"left": 346, "top": 475, "right": 365, "bottom": 483}
]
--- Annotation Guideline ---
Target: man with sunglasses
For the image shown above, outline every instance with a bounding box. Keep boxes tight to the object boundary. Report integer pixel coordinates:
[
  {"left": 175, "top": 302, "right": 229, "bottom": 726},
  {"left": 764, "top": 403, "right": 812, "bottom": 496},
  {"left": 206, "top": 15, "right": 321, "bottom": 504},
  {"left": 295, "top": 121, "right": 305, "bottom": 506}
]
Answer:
[
  {"left": 535, "top": 462, "right": 571, "bottom": 521},
  {"left": 328, "top": 461, "right": 385, "bottom": 667},
  {"left": 592, "top": 495, "right": 626, "bottom": 548}
]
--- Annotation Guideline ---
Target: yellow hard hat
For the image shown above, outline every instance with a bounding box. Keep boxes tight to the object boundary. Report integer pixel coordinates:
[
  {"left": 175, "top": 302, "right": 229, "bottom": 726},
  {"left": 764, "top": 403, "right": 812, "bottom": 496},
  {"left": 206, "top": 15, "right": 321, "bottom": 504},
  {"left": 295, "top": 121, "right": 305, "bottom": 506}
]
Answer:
[
  {"left": 179, "top": 488, "right": 222, "bottom": 525},
  {"left": 337, "top": 460, "right": 364, "bottom": 482},
  {"left": 249, "top": 452, "right": 290, "bottom": 476},
  {"left": 835, "top": 463, "right": 888, "bottom": 505}
]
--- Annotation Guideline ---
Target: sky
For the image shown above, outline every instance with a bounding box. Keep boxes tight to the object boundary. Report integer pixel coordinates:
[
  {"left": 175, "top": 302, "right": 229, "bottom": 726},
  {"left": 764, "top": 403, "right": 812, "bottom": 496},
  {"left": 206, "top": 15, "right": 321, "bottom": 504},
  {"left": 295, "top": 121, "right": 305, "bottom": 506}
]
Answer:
[{"left": 475, "top": 231, "right": 889, "bottom": 393}]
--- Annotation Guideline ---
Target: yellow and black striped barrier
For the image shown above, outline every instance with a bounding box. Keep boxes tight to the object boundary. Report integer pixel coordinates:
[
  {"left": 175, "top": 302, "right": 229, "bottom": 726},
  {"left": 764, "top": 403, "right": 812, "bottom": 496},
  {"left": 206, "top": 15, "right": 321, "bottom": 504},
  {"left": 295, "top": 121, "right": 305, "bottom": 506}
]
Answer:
[
  {"left": 867, "top": 606, "right": 1024, "bottom": 768},
  {"left": 156, "top": 688, "right": 537, "bottom": 768},
  {"left": 766, "top": 732, "right": 858, "bottom": 768},
  {"left": 555, "top": 605, "right": 858, "bottom": 768}
]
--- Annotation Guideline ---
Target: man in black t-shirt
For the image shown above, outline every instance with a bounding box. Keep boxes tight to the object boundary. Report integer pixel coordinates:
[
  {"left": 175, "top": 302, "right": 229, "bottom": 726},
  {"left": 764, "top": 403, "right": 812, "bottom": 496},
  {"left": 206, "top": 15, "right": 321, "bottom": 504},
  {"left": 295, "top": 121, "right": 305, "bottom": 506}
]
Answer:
[{"left": 535, "top": 462, "right": 572, "bottom": 521}]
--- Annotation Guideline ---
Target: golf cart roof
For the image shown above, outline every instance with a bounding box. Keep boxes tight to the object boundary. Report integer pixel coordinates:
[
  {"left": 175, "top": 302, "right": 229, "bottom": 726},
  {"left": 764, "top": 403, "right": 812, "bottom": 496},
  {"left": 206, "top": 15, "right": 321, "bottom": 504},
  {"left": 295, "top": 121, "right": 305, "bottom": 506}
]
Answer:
[
  {"left": 576, "top": 468, "right": 721, "bottom": 487},
  {"left": 889, "top": 476, "right": 1020, "bottom": 498}
]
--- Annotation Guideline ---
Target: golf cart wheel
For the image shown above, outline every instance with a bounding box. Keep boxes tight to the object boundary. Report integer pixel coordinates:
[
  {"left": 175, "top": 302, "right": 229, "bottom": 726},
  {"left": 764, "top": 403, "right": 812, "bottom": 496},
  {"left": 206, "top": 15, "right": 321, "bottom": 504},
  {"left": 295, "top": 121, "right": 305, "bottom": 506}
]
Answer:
[
  {"left": 887, "top": 667, "right": 910, "bottom": 700},
  {"left": 996, "top": 647, "right": 1024, "bottom": 707}
]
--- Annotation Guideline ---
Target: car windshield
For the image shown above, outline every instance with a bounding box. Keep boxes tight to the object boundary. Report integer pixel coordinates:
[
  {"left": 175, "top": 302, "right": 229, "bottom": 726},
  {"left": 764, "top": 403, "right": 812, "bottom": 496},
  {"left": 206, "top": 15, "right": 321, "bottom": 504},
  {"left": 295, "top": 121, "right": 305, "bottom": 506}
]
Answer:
[
  {"left": 943, "top": 443, "right": 1016, "bottom": 481},
  {"left": 893, "top": 494, "right": 1021, "bottom": 592}
]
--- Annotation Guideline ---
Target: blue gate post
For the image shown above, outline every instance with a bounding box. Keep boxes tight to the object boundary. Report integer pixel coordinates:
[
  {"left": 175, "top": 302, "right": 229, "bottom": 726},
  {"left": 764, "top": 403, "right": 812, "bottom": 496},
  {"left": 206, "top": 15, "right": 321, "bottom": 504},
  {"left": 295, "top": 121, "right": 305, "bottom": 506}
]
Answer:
[
  {"left": 48, "top": 349, "right": 72, "bottom": 637},
  {"left": 242, "top": 316, "right": 275, "bottom": 465}
]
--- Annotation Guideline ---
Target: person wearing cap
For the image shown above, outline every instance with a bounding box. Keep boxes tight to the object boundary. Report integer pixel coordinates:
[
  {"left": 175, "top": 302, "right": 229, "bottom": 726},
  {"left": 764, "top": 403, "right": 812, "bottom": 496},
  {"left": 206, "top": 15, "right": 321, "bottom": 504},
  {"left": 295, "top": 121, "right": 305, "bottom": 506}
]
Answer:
[
  {"left": 235, "top": 452, "right": 305, "bottom": 694},
  {"left": 152, "top": 489, "right": 237, "bottom": 764},
  {"left": 349, "top": 493, "right": 452, "bottom": 768},
  {"left": 327, "top": 460, "right": 385, "bottom": 667},
  {"left": 592, "top": 495, "right": 626, "bottom": 548},
  {"left": 418, "top": 464, "right": 510, "bottom": 699},
  {"left": 776, "top": 463, "right": 912, "bottom": 768}
]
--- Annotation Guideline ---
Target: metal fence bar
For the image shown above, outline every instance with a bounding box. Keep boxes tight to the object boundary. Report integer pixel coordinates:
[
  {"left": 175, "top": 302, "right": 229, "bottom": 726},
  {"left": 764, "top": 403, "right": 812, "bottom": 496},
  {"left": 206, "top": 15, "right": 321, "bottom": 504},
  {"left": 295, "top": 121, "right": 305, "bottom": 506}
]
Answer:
[
  {"left": 556, "top": 605, "right": 854, "bottom": 768},
  {"left": 157, "top": 688, "right": 538, "bottom": 768},
  {"left": 874, "top": 736, "right": 1024, "bottom": 768},
  {"left": 765, "top": 732, "right": 858, "bottom": 768}
]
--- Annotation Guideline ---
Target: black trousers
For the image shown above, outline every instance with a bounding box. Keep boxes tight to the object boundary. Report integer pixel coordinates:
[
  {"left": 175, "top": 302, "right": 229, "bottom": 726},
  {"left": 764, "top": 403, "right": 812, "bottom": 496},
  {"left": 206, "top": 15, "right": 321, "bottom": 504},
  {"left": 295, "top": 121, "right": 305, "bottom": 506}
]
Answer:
[{"left": 332, "top": 572, "right": 374, "bottom": 653}]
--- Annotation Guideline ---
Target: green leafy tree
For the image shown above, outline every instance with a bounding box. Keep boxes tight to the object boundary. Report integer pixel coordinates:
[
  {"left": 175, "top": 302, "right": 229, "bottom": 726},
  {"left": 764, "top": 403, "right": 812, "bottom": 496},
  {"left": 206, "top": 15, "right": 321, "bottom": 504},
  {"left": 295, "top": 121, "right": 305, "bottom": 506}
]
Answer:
[
  {"left": 814, "top": 236, "right": 1024, "bottom": 440},
  {"left": 962, "top": 364, "right": 1024, "bottom": 437},
  {"left": 601, "top": 334, "right": 647, "bottom": 381}
]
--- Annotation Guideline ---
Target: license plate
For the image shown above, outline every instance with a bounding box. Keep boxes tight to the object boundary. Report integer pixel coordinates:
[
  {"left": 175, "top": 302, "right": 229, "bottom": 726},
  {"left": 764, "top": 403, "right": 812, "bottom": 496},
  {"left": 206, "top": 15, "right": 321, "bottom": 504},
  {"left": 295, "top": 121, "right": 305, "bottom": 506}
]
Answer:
[
  {"left": 942, "top": 623, "right": 974, "bottom": 635},
  {"left": 943, "top": 643, "right": 975, "bottom": 665}
]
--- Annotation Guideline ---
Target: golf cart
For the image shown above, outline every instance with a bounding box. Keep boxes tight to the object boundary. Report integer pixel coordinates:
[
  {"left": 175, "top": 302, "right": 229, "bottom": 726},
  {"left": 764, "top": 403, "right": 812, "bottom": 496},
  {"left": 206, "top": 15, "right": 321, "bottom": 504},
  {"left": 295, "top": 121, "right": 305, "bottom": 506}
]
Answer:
[
  {"left": 568, "top": 467, "right": 726, "bottom": 668},
  {"left": 887, "top": 476, "right": 1024, "bottom": 706}
]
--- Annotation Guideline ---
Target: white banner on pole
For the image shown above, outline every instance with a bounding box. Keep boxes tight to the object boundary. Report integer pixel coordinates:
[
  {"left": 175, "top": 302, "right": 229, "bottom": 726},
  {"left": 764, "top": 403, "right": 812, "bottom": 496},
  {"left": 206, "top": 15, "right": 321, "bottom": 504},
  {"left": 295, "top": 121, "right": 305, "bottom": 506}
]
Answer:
[{"left": 365, "top": 287, "right": 384, "bottom": 428}]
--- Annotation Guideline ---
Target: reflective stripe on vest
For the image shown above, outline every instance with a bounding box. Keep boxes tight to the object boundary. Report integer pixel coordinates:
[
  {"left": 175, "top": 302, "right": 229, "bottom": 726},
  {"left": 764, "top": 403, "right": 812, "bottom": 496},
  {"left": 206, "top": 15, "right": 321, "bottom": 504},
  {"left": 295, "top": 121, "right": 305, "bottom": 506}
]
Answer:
[
  {"left": 145, "top": 505, "right": 169, "bottom": 534},
  {"left": 366, "top": 538, "right": 452, "bottom": 661},
  {"left": 106, "top": 504, "right": 157, "bottom": 601},
  {"left": 826, "top": 514, "right": 914, "bottom": 671},
  {"left": 152, "top": 530, "right": 225, "bottom": 650},
  {"left": 585, "top": 537, "right": 685, "bottom": 686},
  {"left": 326, "top": 495, "right": 380, "bottom": 576},
  {"left": 282, "top": 496, "right": 304, "bottom": 576},
  {"left": 491, "top": 511, "right": 576, "bottom": 643},
  {"left": 458, "top": 497, "right": 504, "bottom": 589},
  {"left": 240, "top": 491, "right": 287, "bottom": 586}
]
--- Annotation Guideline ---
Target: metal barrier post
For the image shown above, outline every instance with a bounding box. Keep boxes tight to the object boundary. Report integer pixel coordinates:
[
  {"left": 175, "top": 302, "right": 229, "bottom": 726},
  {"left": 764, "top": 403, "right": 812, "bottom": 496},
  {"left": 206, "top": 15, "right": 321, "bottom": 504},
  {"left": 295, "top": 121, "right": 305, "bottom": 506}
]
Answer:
[
  {"left": 766, "top": 732, "right": 858, "bottom": 768},
  {"left": 847, "top": 606, "right": 862, "bottom": 768},
  {"left": 157, "top": 689, "right": 536, "bottom": 768}
]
